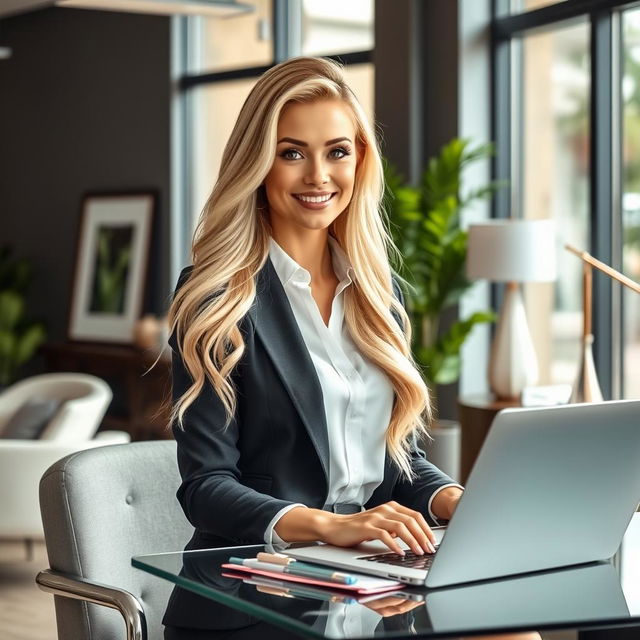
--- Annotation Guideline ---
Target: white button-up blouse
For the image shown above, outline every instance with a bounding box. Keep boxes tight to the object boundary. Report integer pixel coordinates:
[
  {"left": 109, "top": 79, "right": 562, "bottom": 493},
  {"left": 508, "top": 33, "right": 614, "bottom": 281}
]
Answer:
[{"left": 264, "top": 236, "right": 455, "bottom": 545}]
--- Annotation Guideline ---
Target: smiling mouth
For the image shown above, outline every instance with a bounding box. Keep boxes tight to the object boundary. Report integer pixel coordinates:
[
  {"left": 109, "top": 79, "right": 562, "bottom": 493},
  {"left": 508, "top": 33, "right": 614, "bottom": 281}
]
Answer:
[{"left": 292, "top": 193, "right": 337, "bottom": 204}]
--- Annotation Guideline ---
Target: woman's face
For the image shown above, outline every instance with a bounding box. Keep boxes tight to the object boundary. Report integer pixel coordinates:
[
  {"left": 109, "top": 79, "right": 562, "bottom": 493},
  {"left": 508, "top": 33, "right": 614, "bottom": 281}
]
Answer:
[{"left": 264, "top": 98, "right": 359, "bottom": 235}]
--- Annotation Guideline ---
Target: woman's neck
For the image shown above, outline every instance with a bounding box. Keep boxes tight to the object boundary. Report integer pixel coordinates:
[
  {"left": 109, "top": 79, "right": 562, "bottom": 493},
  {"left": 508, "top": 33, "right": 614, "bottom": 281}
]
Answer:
[{"left": 270, "top": 229, "right": 335, "bottom": 284}]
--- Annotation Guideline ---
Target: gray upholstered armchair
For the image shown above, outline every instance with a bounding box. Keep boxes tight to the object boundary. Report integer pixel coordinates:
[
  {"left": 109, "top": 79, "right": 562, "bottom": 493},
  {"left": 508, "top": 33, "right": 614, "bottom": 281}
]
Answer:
[{"left": 36, "top": 441, "right": 194, "bottom": 640}]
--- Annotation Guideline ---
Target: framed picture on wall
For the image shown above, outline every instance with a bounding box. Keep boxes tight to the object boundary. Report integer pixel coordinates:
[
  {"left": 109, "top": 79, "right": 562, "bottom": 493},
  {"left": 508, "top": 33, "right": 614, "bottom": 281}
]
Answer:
[{"left": 68, "top": 192, "right": 155, "bottom": 344}]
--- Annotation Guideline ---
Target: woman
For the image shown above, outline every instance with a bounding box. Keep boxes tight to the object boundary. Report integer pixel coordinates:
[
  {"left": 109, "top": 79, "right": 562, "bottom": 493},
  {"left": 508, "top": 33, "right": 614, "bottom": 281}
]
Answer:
[{"left": 166, "top": 56, "right": 463, "bottom": 565}]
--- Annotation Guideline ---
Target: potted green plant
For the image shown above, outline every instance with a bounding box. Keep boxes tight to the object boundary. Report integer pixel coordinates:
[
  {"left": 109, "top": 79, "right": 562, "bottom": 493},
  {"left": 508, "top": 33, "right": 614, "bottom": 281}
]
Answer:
[
  {"left": 384, "top": 138, "right": 504, "bottom": 414},
  {"left": 0, "top": 246, "right": 47, "bottom": 388}
]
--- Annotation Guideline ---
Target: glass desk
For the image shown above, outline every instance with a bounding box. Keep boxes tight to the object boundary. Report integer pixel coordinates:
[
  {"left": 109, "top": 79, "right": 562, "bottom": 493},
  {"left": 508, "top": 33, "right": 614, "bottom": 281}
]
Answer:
[{"left": 133, "top": 514, "right": 640, "bottom": 639}]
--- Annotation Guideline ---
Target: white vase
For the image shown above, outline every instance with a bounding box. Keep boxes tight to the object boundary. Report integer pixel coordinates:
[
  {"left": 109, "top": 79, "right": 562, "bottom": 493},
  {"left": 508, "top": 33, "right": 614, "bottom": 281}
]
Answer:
[{"left": 489, "top": 283, "right": 538, "bottom": 399}]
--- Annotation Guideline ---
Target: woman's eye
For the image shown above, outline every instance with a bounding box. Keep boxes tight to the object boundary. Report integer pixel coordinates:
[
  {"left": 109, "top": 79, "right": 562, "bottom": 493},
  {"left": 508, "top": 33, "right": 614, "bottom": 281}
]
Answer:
[
  {"left": 281, "top": 148, "right": 303, "bottom": 160},
  {"left": 329, "top": 147, "right": 351, "bottom": 159}
]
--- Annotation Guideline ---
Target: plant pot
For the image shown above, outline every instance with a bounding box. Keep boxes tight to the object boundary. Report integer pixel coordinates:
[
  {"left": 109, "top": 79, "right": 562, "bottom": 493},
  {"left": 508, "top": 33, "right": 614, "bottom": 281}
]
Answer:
[{"left": 421, "top": 419, "right": 461, "bottom": 482}]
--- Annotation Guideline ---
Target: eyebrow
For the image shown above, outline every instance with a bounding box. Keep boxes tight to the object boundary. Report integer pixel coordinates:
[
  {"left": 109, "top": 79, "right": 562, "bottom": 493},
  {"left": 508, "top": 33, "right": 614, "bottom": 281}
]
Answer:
[{"left": 276, "top": 136, "right": 352, "bottom": 147}]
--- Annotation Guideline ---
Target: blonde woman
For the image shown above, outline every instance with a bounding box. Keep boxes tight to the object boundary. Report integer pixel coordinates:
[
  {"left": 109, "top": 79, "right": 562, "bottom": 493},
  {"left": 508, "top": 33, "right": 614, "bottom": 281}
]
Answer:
[{"left": 166, "top": 56, "right": 464, "bottom": 573}]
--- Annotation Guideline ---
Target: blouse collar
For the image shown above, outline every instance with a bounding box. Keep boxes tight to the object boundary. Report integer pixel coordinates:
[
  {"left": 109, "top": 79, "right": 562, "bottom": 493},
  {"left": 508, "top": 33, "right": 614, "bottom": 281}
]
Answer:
[{"left": 268, "top": 235, "right": 354, "bottom": 289}]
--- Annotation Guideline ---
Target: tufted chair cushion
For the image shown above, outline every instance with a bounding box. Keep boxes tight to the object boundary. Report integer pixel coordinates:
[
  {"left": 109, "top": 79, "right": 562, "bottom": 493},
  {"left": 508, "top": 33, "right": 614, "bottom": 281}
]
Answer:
[{"left": 39, "top": 441, "right": 194, "bottom": 640}]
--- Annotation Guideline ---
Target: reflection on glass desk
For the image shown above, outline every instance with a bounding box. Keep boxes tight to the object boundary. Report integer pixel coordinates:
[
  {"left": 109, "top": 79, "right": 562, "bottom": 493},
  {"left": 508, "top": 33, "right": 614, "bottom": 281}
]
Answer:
[{"left": 132, "top": 514, "right": 640, "bottom": 639}]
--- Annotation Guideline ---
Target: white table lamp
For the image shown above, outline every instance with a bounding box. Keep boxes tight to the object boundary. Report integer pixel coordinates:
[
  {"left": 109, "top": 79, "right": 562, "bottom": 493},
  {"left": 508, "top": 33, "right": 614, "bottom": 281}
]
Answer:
[{"left": 467, "top": 220, "right": 557, "bottom": 400}]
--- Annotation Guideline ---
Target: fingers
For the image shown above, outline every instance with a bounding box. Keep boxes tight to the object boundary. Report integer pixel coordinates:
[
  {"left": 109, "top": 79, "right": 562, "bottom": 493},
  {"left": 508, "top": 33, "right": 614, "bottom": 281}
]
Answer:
[
  {"left": 374, "top": 527, "right": 406, "bottom": 556},
  {"left": 380, "top": 518, "right": 430, "bottom": 556},
  {"left": 363, "top": 596, "right": 423, "bottom": 617},
  {"left": 375, "top": 502, "right": 436, "bottom": 553},
  {"left": 385, "top": 501, "right": 437, "bottom": 548}
]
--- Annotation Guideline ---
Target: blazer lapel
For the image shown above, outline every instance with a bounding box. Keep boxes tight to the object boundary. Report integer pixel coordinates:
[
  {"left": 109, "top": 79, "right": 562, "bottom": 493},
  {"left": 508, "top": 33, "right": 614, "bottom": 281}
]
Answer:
[{"left": 248, "top": 258, "right": 330, "bottom": 485}]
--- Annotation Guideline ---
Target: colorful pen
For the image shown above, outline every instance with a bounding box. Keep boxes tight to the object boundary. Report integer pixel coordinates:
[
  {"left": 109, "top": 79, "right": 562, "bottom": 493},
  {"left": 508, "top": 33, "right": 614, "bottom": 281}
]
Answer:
[
  {"left": 228, "top": 556, "right": 356, "bottom": 585},
  {"left": 256, "top": 552, "right": 344, "bottom": 574}
]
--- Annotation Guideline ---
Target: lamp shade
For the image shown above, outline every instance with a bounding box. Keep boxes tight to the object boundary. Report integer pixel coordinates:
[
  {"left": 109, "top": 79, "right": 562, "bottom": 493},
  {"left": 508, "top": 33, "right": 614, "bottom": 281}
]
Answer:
[{"left": 466, "top": 219, "right": 557, "bottom": 283}]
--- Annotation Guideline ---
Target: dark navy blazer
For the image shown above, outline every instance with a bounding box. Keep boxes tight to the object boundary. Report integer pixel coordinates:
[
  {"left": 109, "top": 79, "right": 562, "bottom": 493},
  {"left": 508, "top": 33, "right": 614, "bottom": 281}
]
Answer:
[{"left": 168, "top": 259, "right": 455, "bottom": 553}]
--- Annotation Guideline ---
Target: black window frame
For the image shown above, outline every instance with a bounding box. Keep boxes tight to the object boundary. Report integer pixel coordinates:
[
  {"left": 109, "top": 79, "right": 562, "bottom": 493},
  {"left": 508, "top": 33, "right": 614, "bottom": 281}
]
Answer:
[{"left": 491, "top": 0, "right": 639, "bottom": 399}]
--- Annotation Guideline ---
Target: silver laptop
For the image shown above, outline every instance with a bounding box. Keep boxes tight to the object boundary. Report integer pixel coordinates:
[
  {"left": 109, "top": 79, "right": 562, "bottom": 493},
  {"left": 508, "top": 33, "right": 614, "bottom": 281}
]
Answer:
[{"left": 287, "top": 400, "right": 640, "bottom": 588}]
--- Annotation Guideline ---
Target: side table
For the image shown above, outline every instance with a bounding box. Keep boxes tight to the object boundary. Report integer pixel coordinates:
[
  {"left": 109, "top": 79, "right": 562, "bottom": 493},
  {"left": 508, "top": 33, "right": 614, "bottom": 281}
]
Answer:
[
  {"left": 457, "top": 394, "right": 520, "bottom": 484},
  {"left": 41, "top": 341, "right": 172, "bottom": 441}
]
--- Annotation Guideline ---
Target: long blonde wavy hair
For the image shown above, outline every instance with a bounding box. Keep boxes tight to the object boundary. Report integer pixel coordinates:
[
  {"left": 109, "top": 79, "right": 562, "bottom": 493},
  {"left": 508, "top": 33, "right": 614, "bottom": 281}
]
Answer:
[{"left": 167, "top": 56, "right": 432, "bottom": 479}]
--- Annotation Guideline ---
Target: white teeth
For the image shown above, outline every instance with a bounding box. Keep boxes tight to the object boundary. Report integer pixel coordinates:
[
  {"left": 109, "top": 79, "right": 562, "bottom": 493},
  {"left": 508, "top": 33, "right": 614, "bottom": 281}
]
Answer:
[{"left": 295, "top": 193, "right": 333, "bottom": 203}]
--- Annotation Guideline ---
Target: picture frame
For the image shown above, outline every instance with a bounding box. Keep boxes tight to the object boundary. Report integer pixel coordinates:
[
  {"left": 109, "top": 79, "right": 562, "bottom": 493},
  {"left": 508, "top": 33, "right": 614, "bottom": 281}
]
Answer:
[{"left": 68, "top": 192, "right": 155, "bottom": 344}]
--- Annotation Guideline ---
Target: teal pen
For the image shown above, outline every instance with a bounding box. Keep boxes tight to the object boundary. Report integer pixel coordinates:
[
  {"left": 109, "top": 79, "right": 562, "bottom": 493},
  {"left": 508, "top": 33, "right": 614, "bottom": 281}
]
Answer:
[{"left": 228, "top": 556, "right": 357, "bottom": 585}]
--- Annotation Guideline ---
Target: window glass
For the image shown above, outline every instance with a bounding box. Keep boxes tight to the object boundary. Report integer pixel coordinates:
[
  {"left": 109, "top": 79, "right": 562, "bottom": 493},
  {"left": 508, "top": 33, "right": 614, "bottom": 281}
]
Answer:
[
  {"left": 622, "top": 8, "right": 640, "bottom": 398},
  {"left": 191, "top": 63, "right": 374, "bottom": 233},
  {"left": 191, "top": 77, "right": 256, "bottom": 229},
  {"left": 301, "top": 0, "right": 373, "bottom": 56},
  {"left": 520, "top": 21, "right": 590, "bottom": 386},
  {"left": 509, "top": 0, "right": 568, "bottom": 14},
  {"left": 191, "top": 0, "right": 272, "bottom": 73}
]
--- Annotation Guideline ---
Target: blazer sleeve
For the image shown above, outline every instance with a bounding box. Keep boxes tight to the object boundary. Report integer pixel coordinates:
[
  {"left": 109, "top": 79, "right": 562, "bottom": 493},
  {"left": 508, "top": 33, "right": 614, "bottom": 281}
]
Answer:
[
  {"left": 389, "top": 276, "right": 458, "bottom": 523},
  {"left": 169, "top": 267, "right": 297, "bottom": 544}
]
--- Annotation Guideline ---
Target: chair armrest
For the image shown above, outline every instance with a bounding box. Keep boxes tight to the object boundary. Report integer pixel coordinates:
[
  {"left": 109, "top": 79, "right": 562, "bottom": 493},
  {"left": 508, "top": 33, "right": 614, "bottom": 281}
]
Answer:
[{"left": 36, "top": 569, "right": 146, "bottom": 640}]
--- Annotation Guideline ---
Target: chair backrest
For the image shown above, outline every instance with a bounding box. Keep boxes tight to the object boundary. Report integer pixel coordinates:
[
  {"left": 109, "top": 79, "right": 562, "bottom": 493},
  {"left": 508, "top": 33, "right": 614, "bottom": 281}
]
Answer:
[
  {"left": 39, "top": 441, "right": 194, "bottom": 640},
  {"left": 0, "top": 372, "right": 112, "bottom": 441}
]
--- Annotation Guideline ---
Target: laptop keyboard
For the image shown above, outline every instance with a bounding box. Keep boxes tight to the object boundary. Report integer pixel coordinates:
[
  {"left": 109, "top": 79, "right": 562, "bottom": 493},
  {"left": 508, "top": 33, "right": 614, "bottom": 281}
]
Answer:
[{"left": 357, "top": 550, "right": 436, "bottom": 570}]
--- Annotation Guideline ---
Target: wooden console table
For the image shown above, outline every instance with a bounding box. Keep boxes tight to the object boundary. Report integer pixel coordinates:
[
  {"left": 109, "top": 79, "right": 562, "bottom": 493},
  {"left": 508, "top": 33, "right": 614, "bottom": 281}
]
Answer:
[
  {"left": 457, "top": 394, "right": 521, "bottom": 484},
  {"left": 41, "top": 341, "right": 172, "bottom": 441}
]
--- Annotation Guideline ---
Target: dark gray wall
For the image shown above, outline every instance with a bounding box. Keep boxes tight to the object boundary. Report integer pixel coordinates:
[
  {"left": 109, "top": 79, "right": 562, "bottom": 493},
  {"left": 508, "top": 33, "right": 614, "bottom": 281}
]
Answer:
[
  {"left": 375, "top": 0, "right": 461, "bottom": 419},
  {"left": 0, "top": 7, "right": 171, "bottom": 374},
  {"left": 375, "top": 0, "right": 459, "bottom": 182}
]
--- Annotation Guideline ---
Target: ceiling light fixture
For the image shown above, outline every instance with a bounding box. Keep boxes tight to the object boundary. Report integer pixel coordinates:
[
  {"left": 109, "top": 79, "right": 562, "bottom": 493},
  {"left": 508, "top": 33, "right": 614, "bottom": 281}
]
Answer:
[{"left": 54, "top": 0, "right": 254, "bottom": 17}]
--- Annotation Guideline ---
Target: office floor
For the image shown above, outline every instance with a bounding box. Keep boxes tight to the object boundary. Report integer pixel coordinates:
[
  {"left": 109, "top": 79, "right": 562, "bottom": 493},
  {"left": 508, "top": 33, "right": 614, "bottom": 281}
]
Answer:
[{"left": 0, "top": 540, "right": 56, "bottom": 640}]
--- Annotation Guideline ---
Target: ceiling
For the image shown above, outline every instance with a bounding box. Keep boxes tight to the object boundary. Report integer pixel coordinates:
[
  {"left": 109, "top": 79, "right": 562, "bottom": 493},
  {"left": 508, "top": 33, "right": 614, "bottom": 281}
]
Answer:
[{"left": 0, "top": 1, "right": 53, "bottom": 18}]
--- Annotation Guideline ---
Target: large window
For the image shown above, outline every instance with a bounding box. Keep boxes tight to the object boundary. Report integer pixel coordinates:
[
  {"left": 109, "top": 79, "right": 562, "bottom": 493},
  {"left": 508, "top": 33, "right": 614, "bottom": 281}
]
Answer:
[
  {"left": 520, "top": 21, "right": 590, "bottom": 385},
  {"left": 623, "top": 7, "right": 640, "bottom": 398},
  {"left": 180, "top": 1, "right": 374, "bottom": 236},
  {"left": 493, "top": 0, "right": 640, "bottom": 399}
]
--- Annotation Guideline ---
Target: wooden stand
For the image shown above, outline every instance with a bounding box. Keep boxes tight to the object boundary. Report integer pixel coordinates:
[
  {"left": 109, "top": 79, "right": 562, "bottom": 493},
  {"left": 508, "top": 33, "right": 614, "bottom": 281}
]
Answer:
[
  {"left": 457, "top": 394, "right": 521, "bottom": 484},
  {"left": 41, "top": 341, "right": 172, "bottom": 441}
]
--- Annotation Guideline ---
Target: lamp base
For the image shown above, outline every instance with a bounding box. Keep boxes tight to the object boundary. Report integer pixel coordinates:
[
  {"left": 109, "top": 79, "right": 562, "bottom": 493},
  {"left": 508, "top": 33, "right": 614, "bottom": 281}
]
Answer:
[
  {"left": 569, "top": 334, "right": 603, "bottom": 403},
  {"left": 489, "top": 283, "right": 538, "bottom": 400}
]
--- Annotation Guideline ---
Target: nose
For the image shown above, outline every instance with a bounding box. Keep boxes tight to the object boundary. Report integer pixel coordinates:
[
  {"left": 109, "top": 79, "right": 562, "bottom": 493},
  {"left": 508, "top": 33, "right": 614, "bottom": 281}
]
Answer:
[{"left": 304, "top": 157, "right": 329, "bottom": 185}]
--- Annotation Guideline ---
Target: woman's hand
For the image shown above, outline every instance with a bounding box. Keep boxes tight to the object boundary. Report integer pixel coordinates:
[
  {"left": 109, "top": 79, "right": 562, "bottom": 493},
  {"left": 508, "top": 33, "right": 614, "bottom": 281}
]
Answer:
[
  {"left": 361, "top": 594, "right": 423, "bottom": 617},
  {"left": 274, "top": 501, "right": 437, "bottom": 555},
  {"left": 316, "top": 501, "right": 437, "bottom": 555}
]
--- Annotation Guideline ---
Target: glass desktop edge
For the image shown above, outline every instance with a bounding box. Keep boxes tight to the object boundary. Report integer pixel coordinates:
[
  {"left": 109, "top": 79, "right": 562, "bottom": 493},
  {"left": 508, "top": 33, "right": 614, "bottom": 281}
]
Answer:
[{"left": 131, "top": 555, "right": 327, "bottom": 639}]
